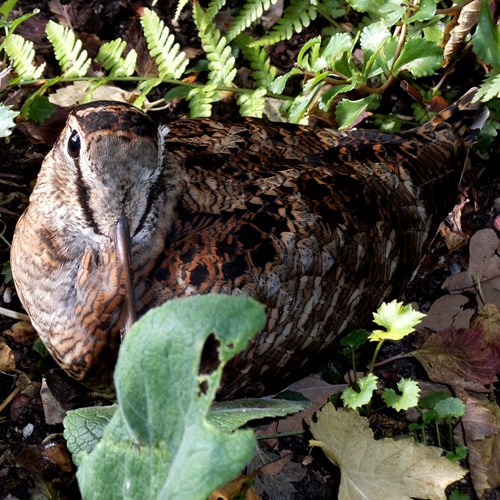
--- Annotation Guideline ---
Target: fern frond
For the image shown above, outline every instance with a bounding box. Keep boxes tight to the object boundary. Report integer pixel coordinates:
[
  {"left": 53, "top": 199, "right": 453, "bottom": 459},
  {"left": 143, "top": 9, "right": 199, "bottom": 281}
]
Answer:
[
  {"left": 140, "top": 8, "right": 189, "bottom": 80},
  {"left": 174, "top": 0, "right": 190, "bottom": 21},
  {"left": 3, "top": 34, "right": 45, "bottom": 80},
  {"left": 226, "top": 0, "right": 278, "bottom": 41},
  {"left": 237, "top": 88, "right": 267, "bottom": 117},
  {"left": 0, "top": 104, "right": 19, "bottom": 137},
  {"left": 192, "top": 2, "right": 236, "bottom": 87},
  {"left": 95, "top": 39, "right": 137, "bottom": 77},
  {"left": 46, "top": 21, "right": 91, "bottom": 77},
  {"left": 206, "top": 0, "right": 227, "bottom": 23},
  {"left": 236, "top": 34, "right": 277, "bottom": 89},
  {"left": 252, "top": 0, "right": 318, "bottom": 46},
  {"left": 187, "top": 84, "right": 218, "bottom": 117}
]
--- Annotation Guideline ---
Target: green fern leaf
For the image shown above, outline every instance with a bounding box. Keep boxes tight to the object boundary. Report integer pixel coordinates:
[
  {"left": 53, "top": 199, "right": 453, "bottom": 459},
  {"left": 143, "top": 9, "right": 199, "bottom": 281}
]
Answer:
[
  {"left": 46, "top": 21, "right": 91, "bottom": 77},
  {"left": 226, "top": 0, "right": 278, "bottom": 41},
  {"left": 3, "top": 34, "right": 45, "bottom": 80},
  {"left": 252, "top": 0, "right": 318, "bottom": 46},
  {"left": 206, "top": 0, "right": 228, "bottom": 23},
  {"left": 174, "top": 0, "right": 190, "bottom": 21},
  {"left": 0, "top": 104, "right": 19, "bottom": 137},
  {"left": 236, "top": 34, "right": 277, "bottom": 89},
  {"left": 237, "top": 88, "right": 267, "bottom": 117},
  {"left": 475, "top": 69, "right": 500, "bottom": 101},
  {"left": 95, "top": 39, "right": 137, "bottom": 77},
  {"left": 188, "top": 84, "right": 218, "bottom": 117},
  {"left": 141, "top": 8, "right": 189, "bottom": 80},
  {"left": 193, "top": 2, "right": 236, "bottom": 86}
]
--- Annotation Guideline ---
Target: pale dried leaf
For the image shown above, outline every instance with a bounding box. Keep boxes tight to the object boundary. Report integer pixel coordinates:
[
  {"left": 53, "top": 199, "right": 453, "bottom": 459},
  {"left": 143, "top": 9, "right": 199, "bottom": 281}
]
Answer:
[
  {"left": 443, "top": 0, "right": 482, "bottom": 65},
  {"left": 308, "top": 405, "right": 466, "bottom": 500},
  {"left": 48, "top": 81, "right": 141, "bottom": 107}
]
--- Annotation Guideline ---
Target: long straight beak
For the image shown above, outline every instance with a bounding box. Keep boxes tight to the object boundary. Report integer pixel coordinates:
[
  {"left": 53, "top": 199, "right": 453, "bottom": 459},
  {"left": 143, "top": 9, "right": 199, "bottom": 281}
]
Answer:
[{"left": 114, "top": 214, "right": 137, "bottom": 334}]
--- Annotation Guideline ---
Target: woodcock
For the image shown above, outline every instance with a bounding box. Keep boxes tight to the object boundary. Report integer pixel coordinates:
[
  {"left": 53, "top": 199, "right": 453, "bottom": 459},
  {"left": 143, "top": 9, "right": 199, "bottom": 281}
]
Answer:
[{"left": 11, "top": 89, "right": 487, "bottom": 398}]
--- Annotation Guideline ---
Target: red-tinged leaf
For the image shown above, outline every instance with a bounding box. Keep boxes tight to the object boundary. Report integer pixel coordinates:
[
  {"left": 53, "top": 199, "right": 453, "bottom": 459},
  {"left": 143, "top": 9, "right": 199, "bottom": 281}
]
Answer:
[{"left": 411, "top": 327, "right": 500, "bottom": 390}]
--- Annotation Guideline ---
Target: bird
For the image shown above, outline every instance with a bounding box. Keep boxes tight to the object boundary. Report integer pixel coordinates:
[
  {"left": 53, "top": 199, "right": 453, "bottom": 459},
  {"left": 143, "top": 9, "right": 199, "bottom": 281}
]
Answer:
[{"left": 10, "top": 89, "right": 487, "bottom": 398}]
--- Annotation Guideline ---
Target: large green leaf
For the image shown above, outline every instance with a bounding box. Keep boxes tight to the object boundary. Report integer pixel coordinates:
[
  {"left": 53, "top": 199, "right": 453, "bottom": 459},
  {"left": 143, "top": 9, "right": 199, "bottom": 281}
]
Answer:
[{"left": 73, "top": 295, "right": 266, "bottom": 500}]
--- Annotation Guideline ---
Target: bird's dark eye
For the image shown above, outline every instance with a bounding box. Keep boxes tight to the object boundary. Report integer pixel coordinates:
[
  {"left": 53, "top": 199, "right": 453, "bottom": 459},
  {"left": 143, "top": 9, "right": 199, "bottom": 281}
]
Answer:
[{"left": 67, "top": 130, "right": 81, "bottom": 158}]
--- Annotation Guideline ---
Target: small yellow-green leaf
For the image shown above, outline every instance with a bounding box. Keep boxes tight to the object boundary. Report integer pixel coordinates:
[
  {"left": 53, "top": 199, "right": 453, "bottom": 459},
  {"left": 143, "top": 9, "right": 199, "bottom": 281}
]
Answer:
[
  {"left": 341, "top": 373, "right": 378, "bottom": 409},
  {"left": 382, "top": 378, "right": 421, "bottom": 411},
  {"left": 369, "top": 300, "right": 426, "bottom": 341}
]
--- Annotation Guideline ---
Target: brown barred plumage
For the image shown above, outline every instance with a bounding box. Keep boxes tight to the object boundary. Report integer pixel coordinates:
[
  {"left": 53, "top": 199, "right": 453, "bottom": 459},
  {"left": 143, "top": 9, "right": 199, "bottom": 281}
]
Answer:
[{"left": 11, "top": 90, "right": 487, "bottom": 397}]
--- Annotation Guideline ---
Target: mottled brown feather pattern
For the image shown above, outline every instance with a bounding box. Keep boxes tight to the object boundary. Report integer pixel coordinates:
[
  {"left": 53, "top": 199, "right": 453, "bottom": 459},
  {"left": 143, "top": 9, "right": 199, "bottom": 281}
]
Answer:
[{"left": 11, "top": 90, "right": 486, "bottom": 397}]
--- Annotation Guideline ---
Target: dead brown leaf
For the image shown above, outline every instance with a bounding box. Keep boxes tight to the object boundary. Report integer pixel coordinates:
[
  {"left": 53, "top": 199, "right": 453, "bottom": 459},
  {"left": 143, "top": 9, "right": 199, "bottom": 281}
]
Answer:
[
  {"left": 411, "top": 327, "right": 500, "bottom": 391},
  {"left": 0, "top": 339, "right": 15, "bottom": 372},
  {"left": 248, "top": 448, "right": 306, "bottom": 499},
  {"left": 3, "top": 320, "right": 37, "bottom": 345},
  {"left": 443, "top": 0, "right": 482, "bottom": 65},
  {"left": 209, "top": 475, "right": 261, "bottom": 500},
  {"left": 443, "top": 229, "right": 500, "bottom": 294},
  {"left": 418, "top": 294, "right": 473, "bottom": 331},
  {"left": 471, "top": 304, "right": 500, "bottom": 345},
  {"left": 276, "top": 375, "right": 345, "bottom": 434},
  {"left": 459, "top": 391, "right": 500, "bottom": 499}
]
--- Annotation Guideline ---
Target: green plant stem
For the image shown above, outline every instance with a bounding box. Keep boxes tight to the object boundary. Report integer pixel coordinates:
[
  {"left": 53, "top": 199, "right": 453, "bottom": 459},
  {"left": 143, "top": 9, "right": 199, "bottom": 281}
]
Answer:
[
  {"left": 369, "top": 339, "right": 385, "bottom": 373},
  {"left": 351, "top": 350, "right": 358, "bottom": 383},
  {"left": 435, "top": 421, "right": 442, "bottom": 448},
  {"left": 6, "top": 75, "right": 294, "bottom": 102},
  {"left": 448, "top": 419, "right": 455, "bottom": 454}
]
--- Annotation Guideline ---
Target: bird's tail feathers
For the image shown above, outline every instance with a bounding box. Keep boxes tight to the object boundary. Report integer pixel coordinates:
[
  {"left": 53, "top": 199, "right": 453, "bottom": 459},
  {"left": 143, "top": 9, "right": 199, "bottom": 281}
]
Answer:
[{"left": 432, "top": 88, "right": 489, "bottom": 146}]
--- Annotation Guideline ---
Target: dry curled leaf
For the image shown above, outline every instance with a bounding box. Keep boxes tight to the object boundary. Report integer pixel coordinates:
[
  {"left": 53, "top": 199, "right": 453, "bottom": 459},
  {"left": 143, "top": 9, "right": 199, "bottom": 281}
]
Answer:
[
  {"left": 443, "top": 0, "right": 482, "bottom": 65},
  {"left": 411, "top": 327, "right": 500, "bottom": 391},
  {"left": 459, "top": 391, "right": 500, "bottom": 499},
  {"left": 0, "top": 339, "right": 15, "bottom": 372},
  {"left": 209, "top": 475, "right": 261, "bottom": 500},
  {"left": 308, "top": 405, "right": 466, "bottom": 500}
]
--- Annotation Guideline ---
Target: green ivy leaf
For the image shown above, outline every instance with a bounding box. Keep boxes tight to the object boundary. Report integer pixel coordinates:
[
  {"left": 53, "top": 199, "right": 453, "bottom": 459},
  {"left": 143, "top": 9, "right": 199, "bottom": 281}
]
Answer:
[
  {"left": 369, "top": 300, "right": 426, "bottom": 342},
  {"left": 382, "top": 378, "right": 421, "bottom": 411},
  {"left": 72, "top": 295, "right": 265, "bottom": 500},
  {"left": 342, "top": 373, "right": 378, "bottom": 409},
  {"left": 392, "top": 38, "right": 442, "bottom": 77}
]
